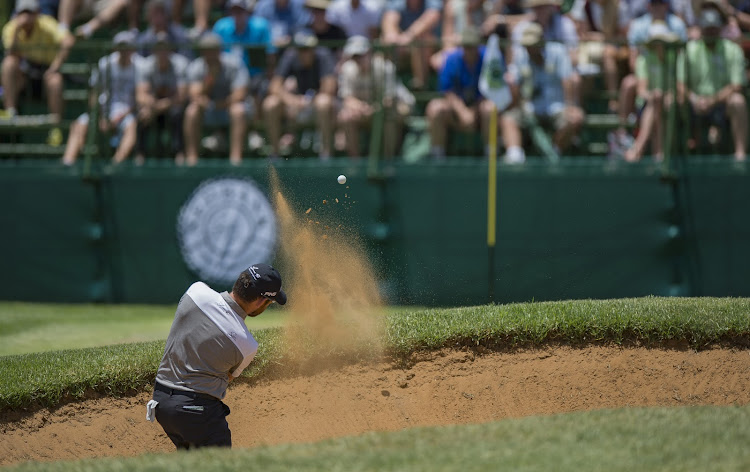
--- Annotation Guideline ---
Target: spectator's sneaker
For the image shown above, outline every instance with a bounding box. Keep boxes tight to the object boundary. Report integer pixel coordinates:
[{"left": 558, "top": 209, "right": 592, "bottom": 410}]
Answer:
[
  {"left": 607, "top": 131, "right": 633, "bottom": 160},
  {"left": 0, "top": 108, "right": 17, "bottom": 121},
  {"left": 47, "top": 127, "right": 63, "bottom": 147}
]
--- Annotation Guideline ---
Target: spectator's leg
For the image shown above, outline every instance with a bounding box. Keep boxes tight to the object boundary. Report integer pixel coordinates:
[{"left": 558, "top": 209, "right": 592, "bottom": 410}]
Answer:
[
  {"left": 1, "top": 55, "right": 23, "bottom": 114},
  {"left": 43, "top": 69, "right": 64, "bottom": 123},
  {"left": 261, "top": 94, "right": 283, "bottom": 158},
  {"left": 568, "top": 71, "right": 582, "bottom": 107},
  {"left": 617, "top": 74, "right": 638, "bottom": 130},
  {"left": 112, "top": 116, "right": 137, "bottom": 163},
  {"left": 382, "top": 106, "right": 404, "bottom": 159},
  {"left": 183, "top": 101, "right": 204, "bottom": 166},
  {"left": 172, "top": 0, "right": 185, "bottom": 23},
  {"left": 136, "top": 117, "right": 150, "bottom": 159},
  {"left": 478, "top": 99, "right": 493, "bottom": 143},
  {"left": 76, "top": 0, "right": 129, "bottom": 38},
  {"left": 603, "top": 44, "right": 620, "bottom": 113},
  {"left": 650, "top": 91, "right": 666, "bottom": 161},
  {"left": 128, "top": 0, "right": 145, "bottom": 30},
  {"left": 193, "top": 0, "right": 211, "bottom": 32},
  {"left": 314, "top": 93, "right": 334, "bottom": 159},
  {"left": 409, "top": 36, "right": 432, "bottom": 90},
  {"left": 170, "top": 107, "right": 186, "bottom": 163},
  {"left": 500, "top": 111, "right": 524, "bottom": 163},
  {"left": 57, "top": 0, "right": 82, "bottom": 30},
  {"left": 624, "top": 91, "right": 661, "bottom": 162},
  {"left": 554, "top": 105, "right": 584, "bottom": 152},
  {"left": 426, "top": 98, "right": 450, "bottom": 158},
  {"left": 727, "top": 91, "right": 748, "bottom": 161},
  {"left": 338, "top": 105, "right": 361, "bottom": 158},
  {"left": 228, "top": 101, "right": 247, "bottom": 165},
  {"left": 61, "top": 116, "right": 89, "bottom": 165}
]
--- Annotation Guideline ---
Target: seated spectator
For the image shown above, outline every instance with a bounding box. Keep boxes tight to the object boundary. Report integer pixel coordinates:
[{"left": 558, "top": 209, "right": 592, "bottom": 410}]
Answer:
[
  {"left": 381, "top": 0, "right": 443, "bottom": 90},
  {"left": 1, "top": 0, "right": 74, "bottom": 146},
  {"left": 678, "top": 6, "right": 747, "bottom": 161},
  {"left": 137, "top": 0, "right": 192, "bottom": 58},
  {"left": 304, "top": 0, "right": 348, "bottom": 53},
  {"left": 426, "top": 28, "right": 522, "bottom": 161},
  {"left": 431, "top": 0, "right": 488, "bottom": 71},
  {"left": 506, "top": 22, "right": 584, "bottom": 156},
  {"left": 624, "top": 23, "right": 678, "bottom": 162},
  {"left": 213, "top": 0, "right": 274, "bottom": 76},
  {"left": 325, "top": 0, "right": 382, "bottom": 38},
  {"left": 483, "top": 0, "right": 531, "bottom": 37},
  {"left": 512, "top": 0, "right": 580, "bottom": 103},
  {"left": 262, "top": 30, "right": 337, "bottom": 159},
  {"left": 62, "top": 31, "right": 142, "bottom": 165},
  {"left": 610, "top": 0, "right": 687, "bottom": 157},
  {"left": 58, "top": 0, "right": 129, "bottom": 38},
  {"left": 183, "top": 33, "right": 251, "bottom": 165},
  {"left": 338, "top": 35, "right": 411, "bottom": 158},
  {"left": 255, "top": 0, "right": 311, "bottom": 47},
  {"left": 135, "top": 32, "right": 189, "bottom": 163},
  {"left": 569, "top": 0, "right": 630, "bottom": 113}
]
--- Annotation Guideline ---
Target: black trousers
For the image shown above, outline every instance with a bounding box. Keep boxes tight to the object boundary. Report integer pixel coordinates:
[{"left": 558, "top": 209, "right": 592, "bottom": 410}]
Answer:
[
  {"left": 137, "top": 107, "right": 185, "bottom": 157},
  {"left": 153, "top": 382, "right": 231, "bottom": 450}
]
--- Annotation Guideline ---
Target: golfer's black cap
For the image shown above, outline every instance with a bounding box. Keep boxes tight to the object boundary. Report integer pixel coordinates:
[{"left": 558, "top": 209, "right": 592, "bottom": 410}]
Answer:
[{"left": 244, "top": 263, "right": 287, "bottom": 305}]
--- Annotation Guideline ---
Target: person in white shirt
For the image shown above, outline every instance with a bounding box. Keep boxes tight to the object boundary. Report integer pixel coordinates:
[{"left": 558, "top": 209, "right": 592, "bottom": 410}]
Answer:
[
  {"left": 326, "top": 0, "right": 382, "bottom": 38},
  {"left": 62, "top": 31, "right": 142, "bottom": 165}
]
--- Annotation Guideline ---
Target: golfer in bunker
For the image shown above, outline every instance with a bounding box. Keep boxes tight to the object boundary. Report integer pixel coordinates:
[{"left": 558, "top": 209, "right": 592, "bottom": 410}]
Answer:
[{"left": 147, "top": 264, "right": 287, "bottom": 449}]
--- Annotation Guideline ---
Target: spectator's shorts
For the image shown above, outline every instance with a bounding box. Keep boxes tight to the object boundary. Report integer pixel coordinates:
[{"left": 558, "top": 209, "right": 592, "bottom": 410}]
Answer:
[
  {"left": 691, "top": 102, "right": 727, "bottom": 126},
  {"left": 203, "top": 100, "right": 255, "bottom": 126},
  {"left": 19, "top": 60, "right": 50, "bottom": 99},
  {"left": 77, "top": 102, "right": 136, "bottom": 142},
  {"left": 507, "top": 103, "right": 568, "bottom": 131},
  {"left": 73, "top": 0, "right": 110, "bottom": 20}
]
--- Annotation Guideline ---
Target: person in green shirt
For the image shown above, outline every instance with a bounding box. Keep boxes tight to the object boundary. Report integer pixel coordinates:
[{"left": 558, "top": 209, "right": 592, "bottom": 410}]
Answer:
[
  {"left": 677, "top": 6, "right": 747, "bottom": 161},
  {"left": 625, "top": 22, "right": 679, "bottom": 163}
]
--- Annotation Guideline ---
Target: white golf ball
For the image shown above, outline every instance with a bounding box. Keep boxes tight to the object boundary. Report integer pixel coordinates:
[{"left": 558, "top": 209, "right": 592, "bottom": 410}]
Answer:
[{"left": 337, "top": 174, "right": 347, "bottom": 185}]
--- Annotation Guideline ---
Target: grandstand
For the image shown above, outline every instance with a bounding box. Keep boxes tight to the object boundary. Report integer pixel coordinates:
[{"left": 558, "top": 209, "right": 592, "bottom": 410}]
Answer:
[{"left": 1, "top": 0, "right": 743, "bottom": 163}]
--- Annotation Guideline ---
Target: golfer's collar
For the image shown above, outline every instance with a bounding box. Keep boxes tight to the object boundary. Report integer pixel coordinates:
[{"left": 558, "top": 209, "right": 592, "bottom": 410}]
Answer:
[{"left": 221, "top": 291, "right": 247, "bottom": 320}]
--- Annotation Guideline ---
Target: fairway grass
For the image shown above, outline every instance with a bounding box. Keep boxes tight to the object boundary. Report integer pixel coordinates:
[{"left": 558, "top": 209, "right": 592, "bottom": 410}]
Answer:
[
  {"left": 1, "top": 297, "right": 749, "bottom": 411},
  {"left": 5, "top": 405, "right": 750, "bottom": 472},
  {"left": 0, "top": 303, "right": 289, "bottom": 356}
]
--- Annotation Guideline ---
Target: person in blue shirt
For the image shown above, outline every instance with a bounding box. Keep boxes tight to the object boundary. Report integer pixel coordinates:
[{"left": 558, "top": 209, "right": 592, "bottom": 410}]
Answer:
[
  {"left": 213, "top": 0, "right": 276, "bottom": 77},
  {"left": 425, "top": 27, "right": 521, "bottom": 161},
  {"left": 254, "top": 0, "right": 310, "bottom": 47}
]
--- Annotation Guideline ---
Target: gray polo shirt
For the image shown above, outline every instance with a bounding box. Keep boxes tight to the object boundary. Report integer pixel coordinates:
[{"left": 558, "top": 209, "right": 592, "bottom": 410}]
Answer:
[
  {"left": 186, "top": 52, "right": 249, "bottom": 102},
  {"left": 156, "top": 282, "right": 258, "bottom": 400}
]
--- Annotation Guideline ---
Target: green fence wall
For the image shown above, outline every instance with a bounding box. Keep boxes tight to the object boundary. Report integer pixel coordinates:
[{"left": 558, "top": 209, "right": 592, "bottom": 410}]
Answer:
[{"left": 0, "top": 158, "right": 747, "bottom": 306}]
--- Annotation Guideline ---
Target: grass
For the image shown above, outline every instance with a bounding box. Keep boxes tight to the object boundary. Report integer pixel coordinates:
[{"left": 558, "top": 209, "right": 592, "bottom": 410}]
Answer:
[
  {"left": 5, "top": 405, "right": 750, "bottom": 471},
  {"left": 0, "top": 303, "right": 289, "bottom": 356},
  {"left": 1, "top": 297, "right": 749, "bottom": 412}
]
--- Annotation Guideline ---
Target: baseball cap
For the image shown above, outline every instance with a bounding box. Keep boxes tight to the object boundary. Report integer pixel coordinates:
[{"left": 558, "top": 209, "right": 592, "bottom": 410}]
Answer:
[
  {"left": 699, "top": 6, "right": 725, "bottom": 28},
  {"left": 242, "top": 263, "right": 287, "bottom": 305},
  {"left": 227, "top": 0, "right": 256, "bottom": 11},
  {"left": 646, "top": 21, "right": 678, "bottom": 44},
  {"left": 113, "top": 30, "right": 138, "bottom": 48},
  {"left": 197, "top": 32, "right": 223, "bottom": 50},
  {"left": 520, "top": 22, "right": 544, "bottom": 47},
  {"left": 460, "top": 27, "right": 483, "bottom": 47},
  {"left": 15, "top": 0, "right": 40, "bottom": 13},
  {"left": 524, "top": 0, "right": 561, "bottom": 7},
  {"left": 294, "top": 30, "right": 319, "bottom": 48},
  {"left": 344, "top": 35, "right": 370, "bottom": 56}
]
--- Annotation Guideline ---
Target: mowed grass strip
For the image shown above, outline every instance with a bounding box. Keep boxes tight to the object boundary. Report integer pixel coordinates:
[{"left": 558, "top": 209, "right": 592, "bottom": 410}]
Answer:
[
  {"left": 5, "top": 405, "right": 750, "bottom": 472},
  {"left": 0, "top": 302, "right": 289, "bottom": 357},
  {"left": 1, "top": 297, "right": 749, "bottom": 411}
]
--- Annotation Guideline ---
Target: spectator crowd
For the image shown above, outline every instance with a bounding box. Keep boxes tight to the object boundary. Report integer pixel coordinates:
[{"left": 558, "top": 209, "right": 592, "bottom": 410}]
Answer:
[{"left": 1, "top": 0, "right": 748, "bottom": 164}]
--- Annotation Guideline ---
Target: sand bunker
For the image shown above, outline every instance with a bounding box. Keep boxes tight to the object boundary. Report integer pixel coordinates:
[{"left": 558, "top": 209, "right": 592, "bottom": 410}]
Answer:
[{"left": 2, "top": 346, "right": 750, "bottom": 467}]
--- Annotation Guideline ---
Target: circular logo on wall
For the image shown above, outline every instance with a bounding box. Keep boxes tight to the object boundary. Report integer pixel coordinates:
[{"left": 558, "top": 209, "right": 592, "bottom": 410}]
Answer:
[{"left": 177, "top": 177, "right": 277, "bottom": 286}]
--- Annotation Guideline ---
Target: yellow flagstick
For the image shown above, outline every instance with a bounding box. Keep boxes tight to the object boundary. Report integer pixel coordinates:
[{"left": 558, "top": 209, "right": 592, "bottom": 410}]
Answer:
[{"left": 487, "top": 103, "right": 498, "bottom": 302}]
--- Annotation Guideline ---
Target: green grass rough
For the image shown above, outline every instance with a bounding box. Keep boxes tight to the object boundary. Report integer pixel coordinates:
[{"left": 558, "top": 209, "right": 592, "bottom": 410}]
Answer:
[
  {"left": 5, "top": 405, "right": 750, "bottom": 472},
  {"left": 1, "top": 297, "right": 749, "bottom": 411}
]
